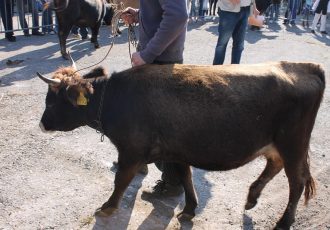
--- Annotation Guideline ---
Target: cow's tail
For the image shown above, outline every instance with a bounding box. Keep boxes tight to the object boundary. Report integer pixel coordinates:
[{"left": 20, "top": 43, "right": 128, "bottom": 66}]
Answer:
[
  {"left": 304, "top": 155, "right": 316, "bottom": 205},
  {"left": 303, "top": 62, "right": 324, "bottom": 205}
]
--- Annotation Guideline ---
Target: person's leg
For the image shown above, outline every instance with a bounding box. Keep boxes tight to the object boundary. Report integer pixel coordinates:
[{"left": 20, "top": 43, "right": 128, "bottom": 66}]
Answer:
[
  {"left": 213, "top": 10, "right": 239, "bottom": 65},
  {"left": 31, "top": 0, "right": 43, "bottom": 34},
  {"left": 199, "top": 0, "right": 204, "bottom": 18},
  {"left": 79, "top": 27, "right": 89, "bottom": 39},
  {"left": 274, "top": 3, "right": 280, "bottom": 21},
  {"left": 1, "top": 0, "right": 15, "bottom": 41},
  {"left": 320, "top": 14, "right": 327, "bottom": 33},
  {"left": 16, "top": 0, "right": 29, "bottom": 35},
  {"left": 71, "top": 25, "right": 79, "bottom": 34},
  {"left": 231, "top": 6, "right": 249, "bottom": 64},
  {"left": 290, "top": 0, "right": 299, "bottom": 24},
  {"left": 311, "top": 13, "right": 321, "bottom": 32}
]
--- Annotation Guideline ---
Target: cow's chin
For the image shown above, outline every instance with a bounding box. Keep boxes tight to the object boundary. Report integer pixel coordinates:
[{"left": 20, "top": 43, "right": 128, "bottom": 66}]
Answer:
[{"left": 39, "top": 122, "right": 56, "bottom": 134}]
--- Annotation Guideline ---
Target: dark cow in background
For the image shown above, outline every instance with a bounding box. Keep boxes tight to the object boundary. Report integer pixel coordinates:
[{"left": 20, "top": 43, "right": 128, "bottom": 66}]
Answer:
[
  {"left": 49, "top": 0, "right": 115, "bottom": 59},
  {"left": 37, "top": 61, "right": 325, "bottom": 229}
]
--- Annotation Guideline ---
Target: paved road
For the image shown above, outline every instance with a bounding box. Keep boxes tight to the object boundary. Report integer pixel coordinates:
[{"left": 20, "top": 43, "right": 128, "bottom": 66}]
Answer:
[{"left": 0, "top": 18, "right": 330, "bottom": 230}]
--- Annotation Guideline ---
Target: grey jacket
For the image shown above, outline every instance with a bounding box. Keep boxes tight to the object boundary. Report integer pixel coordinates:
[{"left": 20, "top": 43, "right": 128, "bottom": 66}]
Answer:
[{"left": 138, "top": 0, "right": 188, "bottom": 63}]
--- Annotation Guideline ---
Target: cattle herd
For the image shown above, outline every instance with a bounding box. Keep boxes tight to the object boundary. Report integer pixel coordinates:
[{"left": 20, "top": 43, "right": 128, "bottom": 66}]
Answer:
[{"left": 37, "top": 51, "right": 325, "bottom": 229}]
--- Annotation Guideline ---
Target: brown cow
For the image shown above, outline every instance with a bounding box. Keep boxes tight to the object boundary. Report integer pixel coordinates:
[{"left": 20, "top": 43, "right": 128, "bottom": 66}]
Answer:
[{"left": 37, "top": 61, "right": 325, "bottom": 229}]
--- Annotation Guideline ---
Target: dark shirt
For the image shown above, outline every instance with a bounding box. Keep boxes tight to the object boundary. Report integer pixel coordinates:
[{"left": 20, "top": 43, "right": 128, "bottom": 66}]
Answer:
[{"left": 138, "top": 0, "right": 188, "bottom": 64}]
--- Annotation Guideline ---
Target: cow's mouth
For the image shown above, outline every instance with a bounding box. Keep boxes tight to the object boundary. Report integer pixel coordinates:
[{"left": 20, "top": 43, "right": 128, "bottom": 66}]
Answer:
[{"left": 39, "top": 122, "right": 55, "bottom": 133}]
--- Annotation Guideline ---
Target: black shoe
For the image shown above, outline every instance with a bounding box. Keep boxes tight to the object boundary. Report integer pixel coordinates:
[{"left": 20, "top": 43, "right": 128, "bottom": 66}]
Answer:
[
  {"left": 320, "top": 31, "right": 328, "bottom": 34},
  {"left": 142, "top": 180, "right": 184, "bottom": 198},
  {"left": 311, "top": 30, "right": 315, "bottom": 34},
  {"left": 5, "top": 35, "right": 16, "bottom": 42},
  {"left": 24, "top": 31, "right": 30, "bottom": 36},
  {"left": 32, "top": 31, "right": 45, "bottom": 36}
]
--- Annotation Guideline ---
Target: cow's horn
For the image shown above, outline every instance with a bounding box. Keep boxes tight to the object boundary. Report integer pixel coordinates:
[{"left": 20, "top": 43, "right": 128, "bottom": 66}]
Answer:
[
  {"left": 68, "top": 52, "right": 77, "bottom": 71},
  {"left": 37, "top": 72, "right": 61, "bottom": 85}
]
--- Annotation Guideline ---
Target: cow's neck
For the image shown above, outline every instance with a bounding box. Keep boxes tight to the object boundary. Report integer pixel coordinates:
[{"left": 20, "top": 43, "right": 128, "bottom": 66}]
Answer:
[{"left": 85, "top": 78, "right": 109, "bottom": 133}]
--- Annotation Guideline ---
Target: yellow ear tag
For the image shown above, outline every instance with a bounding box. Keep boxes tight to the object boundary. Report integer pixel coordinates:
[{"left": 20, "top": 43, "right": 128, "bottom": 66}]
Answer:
[{"left": 77, "top": 92, "right": 88, "bottom": 106}]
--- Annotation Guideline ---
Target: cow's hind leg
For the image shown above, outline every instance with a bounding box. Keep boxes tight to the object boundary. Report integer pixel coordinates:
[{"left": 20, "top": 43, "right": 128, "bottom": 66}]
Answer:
[
  {"left": 90, "top": 23, "right": 101, "bottom": 49},
  {"left": 95, "top": 161, "right": 142, "bottom": 217},
  {"left": 274, "top": 147, "right": 315, "bottom": 229},
  {"left": 176, "top": 164, "right": 198, "bottom": 220},
  {"left": 245, "top": 146, "right": 284, "bottom": 210}
]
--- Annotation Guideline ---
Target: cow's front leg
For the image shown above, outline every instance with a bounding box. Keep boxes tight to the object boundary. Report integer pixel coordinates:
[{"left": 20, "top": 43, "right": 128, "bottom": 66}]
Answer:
[
  {"left": 95, "top": 161, "right": 142, "bottom": 217},
  {"left": 90, "top": 24, "right": 100, "bottom": 49},
  {"left": 175, "top": 164, "right": 198, "bottom": 220},
  {"left": 58, "top": 24, "right": 72, "bottom": 60}
]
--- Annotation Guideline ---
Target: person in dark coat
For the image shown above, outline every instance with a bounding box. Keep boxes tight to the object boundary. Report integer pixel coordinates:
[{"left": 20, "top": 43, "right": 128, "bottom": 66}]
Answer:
[{"left": 0, "top": 0, "right": 16, "bottom": 42}]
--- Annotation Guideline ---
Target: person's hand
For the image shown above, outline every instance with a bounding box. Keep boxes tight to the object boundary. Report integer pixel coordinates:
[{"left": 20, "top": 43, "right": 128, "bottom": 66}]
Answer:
[
  {"left": 121, "top": 7, "right": 139, "bottom": 25},
  {"left": 229, "top": 0, "right": 240, "bottom": 5},
  {"left": 43, "top": 2, "right": 50, "bottom": 10},
  {"left": 131, "top": 52, "right": 146, "bottom": 67},
  {"left": 253, "top": 8, "right": 260, "bottom": 16}
]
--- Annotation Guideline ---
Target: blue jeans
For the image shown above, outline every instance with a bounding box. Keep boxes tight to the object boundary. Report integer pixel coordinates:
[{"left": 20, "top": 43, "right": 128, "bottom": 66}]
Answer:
[
  {"left": 285, "top": 0, "right": 300, "bottom": 22},
  {"left": 213, "top": 7, "right": 250, "bottom": 65}
]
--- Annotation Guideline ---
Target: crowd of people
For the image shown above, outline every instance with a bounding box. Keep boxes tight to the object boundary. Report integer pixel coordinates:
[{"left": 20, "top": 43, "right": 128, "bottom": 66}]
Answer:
[
  {"left": 1, "top": 0, "right": 329, "bottom": 43},
  {"left": 0, "top": 0, "right": 101, "bottom": 42},
  {"left": 0, "top": 0, "right": 58, "bottom": 42}
]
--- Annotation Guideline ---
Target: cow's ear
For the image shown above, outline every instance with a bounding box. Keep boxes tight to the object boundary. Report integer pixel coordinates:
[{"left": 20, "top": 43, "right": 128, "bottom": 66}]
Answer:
[
  {"left": 82, "top": 67, "right": 107, "bottom": 79},
  {"left": 66, "top": 87, "right": 89, "bottom": 107}
]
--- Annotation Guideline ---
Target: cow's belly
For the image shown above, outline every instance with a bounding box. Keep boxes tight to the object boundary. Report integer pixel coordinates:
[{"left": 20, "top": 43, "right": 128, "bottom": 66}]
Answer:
[{"left": 160, "top": 143, "right": 277, "bottom": 171}]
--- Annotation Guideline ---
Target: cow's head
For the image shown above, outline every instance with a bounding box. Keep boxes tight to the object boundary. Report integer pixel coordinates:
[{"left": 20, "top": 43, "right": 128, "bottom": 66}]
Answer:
[
  {"left": 104, "top": 4, "right": 115, "bottom": 26},
  {"left": 38, "top": 55, "right": 107, "bottom": 132}
]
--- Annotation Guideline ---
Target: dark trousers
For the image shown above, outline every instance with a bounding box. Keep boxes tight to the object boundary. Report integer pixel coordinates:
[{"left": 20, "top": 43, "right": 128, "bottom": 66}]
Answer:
[
  {"left": 0, "top": 0, "right": 14, "bottom": 37},
  {"left": 152, "top": 59, "right": 183, "bottom": 186},
  {"left": 71, "top": 25, "right": 88, "bottom": 38}
]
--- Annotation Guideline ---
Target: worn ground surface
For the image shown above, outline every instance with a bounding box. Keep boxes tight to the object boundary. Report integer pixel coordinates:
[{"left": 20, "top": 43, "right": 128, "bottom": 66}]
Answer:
[{"left": 0, "top": 17, "right": 330, "bottom": 230}]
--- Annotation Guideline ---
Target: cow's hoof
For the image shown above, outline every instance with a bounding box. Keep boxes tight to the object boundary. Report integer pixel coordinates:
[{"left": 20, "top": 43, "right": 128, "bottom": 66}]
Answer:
[
  {"left": 245, "top": 201, "right": 257, "bottom": 210},
  {"left": 94, "top": 207, "right": 117, "bottom": 217},
  {"left": 177, "top": 211, "right": 194, "bottom": 221},
  {"left": 62, "top": 53, "right": 69, "bottom": 60}
]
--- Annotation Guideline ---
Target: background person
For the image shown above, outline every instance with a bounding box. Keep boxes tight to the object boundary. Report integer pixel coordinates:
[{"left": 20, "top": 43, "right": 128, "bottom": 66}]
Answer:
[
  {"left": 311, "top": 0, "right": 329, "bottom": 34},
  {"left": 213, "top": 0, "right": 259, "bottom": 65},
  {"left": 16, "top": 0, "right": 44, "bottom": 36},
  {"left": 0, "top": 0, "right": 16, "bottom": 42}
]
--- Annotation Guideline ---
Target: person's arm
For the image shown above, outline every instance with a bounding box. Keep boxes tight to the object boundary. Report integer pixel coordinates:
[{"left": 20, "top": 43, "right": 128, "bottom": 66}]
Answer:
[
  {"left": 251, "top": 0, "right": 260, "bottom": 15},
  {"left": 139, "top": 0, "right": 188, "bottom": 64}
]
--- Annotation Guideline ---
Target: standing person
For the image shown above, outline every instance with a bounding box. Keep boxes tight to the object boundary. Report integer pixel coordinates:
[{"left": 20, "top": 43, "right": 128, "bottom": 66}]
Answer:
[
  {"left": 283, "top": 0, "right": 300, "bottom": 25},
  {"left": 213, "top": 0, "right": 259, "bottom": 65},
  {"left": 41, "top": 0, "right": 55, "bottom": 34},
  {"left": 120, "top": 0, "right": 188, "bottom": 196},
  {"left": 267, "top": 0, "right": 281, "bottom": 23},
  {"left": 16, "top": 0, "right": 44, "bottom": 36},
  {"left": 0, "top": 0, "right": 16, "bottom": 42},
  {"left": 311, "top": 0, "right": 329, "bottom": 34}
]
